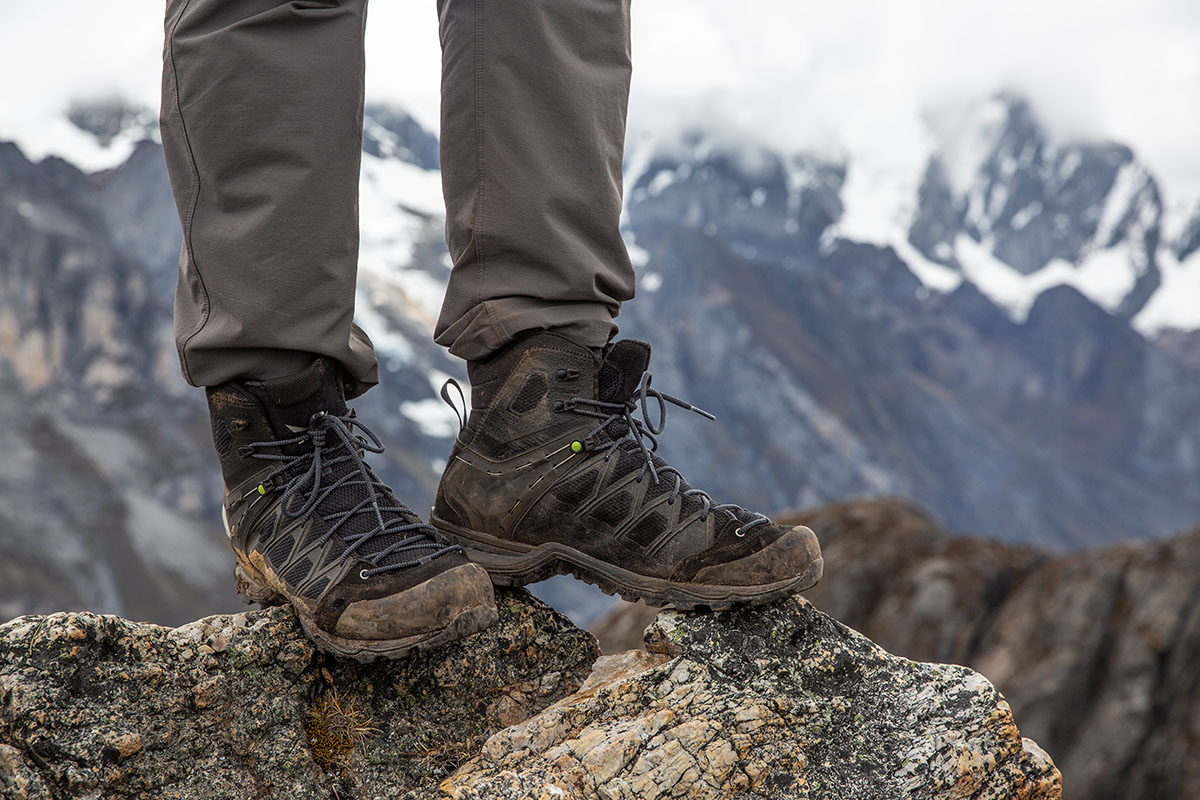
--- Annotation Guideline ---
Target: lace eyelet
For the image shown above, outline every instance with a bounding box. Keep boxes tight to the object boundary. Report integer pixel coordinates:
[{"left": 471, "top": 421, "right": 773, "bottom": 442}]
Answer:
[
  {"left": 359, "top": 569, "right": 370, "bottom": 580},
  {"left": 734, "top": 526, "right": 747, "bottom": 538},
  {"left": 667, "top": 498, "right": 675, "bottom": 505}
]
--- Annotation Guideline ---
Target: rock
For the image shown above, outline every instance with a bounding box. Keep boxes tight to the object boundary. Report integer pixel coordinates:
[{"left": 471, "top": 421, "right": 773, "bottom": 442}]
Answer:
[
  {"left": 595, "top": 496, "right": 1200, "bottom": 796},
  {"left": 790, "top": 499, "right": 1200, "bottom": 800},
  {"left": 0, "top": 588, "right": 598, "bottom": 799},
  {"left": 444, "top": 597, "right": 1059, "bottom": 799},
  {"left": 593, "top": 499, "right": 1200, "bottom": 800},
  {"left": 0, "top": 568, "right": 1057, "bottom": 799}
]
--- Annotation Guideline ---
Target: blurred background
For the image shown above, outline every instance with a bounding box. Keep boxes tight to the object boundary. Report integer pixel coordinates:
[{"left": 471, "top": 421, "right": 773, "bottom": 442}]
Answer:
[{"left": 1, "top": 2, "right": 1197, "bottom": 798}]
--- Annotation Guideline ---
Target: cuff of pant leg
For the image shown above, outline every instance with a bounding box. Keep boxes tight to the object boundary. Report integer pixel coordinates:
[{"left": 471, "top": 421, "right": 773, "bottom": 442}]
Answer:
[{"left": 434, "top": 298, "right": 618, "bottom": 362}]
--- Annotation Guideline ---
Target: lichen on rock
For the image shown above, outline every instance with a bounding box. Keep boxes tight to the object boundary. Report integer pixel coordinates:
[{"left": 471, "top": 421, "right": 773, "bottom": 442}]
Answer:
[
  {"left": 0, "top": 588, "right": 598, "bottom": 799},
  {"left": 0, "top": 585, "right": 1057, "bottom": 799},
  {"left": 443, "top": 597, "right": 1061, "bottom": 799}
]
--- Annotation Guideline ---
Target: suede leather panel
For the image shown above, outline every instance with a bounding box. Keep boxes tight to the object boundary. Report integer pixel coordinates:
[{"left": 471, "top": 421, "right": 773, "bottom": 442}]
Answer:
[
  {"left": 314, "top": 551, "right": 472, "bottom": 632},
  {"left": 333, "top": 562, "right": 493, "bottom": 639},
  {"left": 685, "top": 526, "right": 821, "bottom": 586},
  {"left": 669, "top": 524, "right": 792, "bottom": 583}
]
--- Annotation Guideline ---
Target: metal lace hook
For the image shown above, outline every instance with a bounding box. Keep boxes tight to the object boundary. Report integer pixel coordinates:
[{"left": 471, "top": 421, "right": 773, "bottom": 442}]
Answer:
[{"left": 440, "top": 378, "right": 468, "bottom": 434}]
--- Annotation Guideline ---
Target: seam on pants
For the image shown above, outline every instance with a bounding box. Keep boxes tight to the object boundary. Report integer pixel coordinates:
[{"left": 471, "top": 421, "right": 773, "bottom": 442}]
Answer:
[
  {"left": 472, "top": 0, "right": 507, "bottom": 344},
  {"left": 167, "top": 0, "right": 211, "bottom": 387}
]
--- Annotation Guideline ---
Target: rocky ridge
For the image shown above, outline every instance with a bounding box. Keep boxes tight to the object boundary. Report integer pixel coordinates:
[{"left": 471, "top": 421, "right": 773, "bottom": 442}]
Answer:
[
  {"left": 593, "top": 499, "right": 1200, "bottom": 800},
  {"left": 0, "top": 587, "right": 1058, "bottom": 799}
]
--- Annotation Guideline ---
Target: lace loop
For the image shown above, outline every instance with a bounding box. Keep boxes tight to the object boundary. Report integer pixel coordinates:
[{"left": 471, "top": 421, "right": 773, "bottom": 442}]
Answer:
[{"left": 568, "top": 372, "right": 769, "bottom": 536}]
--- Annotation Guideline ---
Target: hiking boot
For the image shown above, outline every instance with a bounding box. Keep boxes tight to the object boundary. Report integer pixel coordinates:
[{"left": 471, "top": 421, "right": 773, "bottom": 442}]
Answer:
[
  {"left": 432, "top": 334, "right": 823, "bottom": 610},
  {"left": 208, "top": 357, "right": 497, "bottom": 661}
]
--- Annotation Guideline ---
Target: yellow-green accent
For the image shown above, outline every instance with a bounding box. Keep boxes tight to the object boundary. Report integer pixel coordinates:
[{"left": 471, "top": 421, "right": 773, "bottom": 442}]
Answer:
[
  {"left": 571, "top": 441, "right": 583, "bottom": 453},
  {"left": 257, "top": 484, "right": 267, "bottom": 495}
]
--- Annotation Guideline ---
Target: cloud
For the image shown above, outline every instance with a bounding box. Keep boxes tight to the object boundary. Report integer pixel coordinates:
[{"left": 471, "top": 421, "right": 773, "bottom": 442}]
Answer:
[{"left": 1, "top": 0, "right": 1197, "bottom": 197}]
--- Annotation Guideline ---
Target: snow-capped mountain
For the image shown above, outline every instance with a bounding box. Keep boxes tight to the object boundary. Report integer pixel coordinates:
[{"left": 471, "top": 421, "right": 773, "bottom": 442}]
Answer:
[{"left": 1, "top": 94, "right": 1198, "bottom": 625}]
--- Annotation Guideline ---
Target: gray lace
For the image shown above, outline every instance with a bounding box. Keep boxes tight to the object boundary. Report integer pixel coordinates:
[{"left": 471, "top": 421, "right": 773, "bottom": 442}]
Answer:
[
  {"left": 241, "top": 412, "right": 459, "bottom": 574},
  {"left": 568, "top": 373, "right": 770, "bottom": 537}
]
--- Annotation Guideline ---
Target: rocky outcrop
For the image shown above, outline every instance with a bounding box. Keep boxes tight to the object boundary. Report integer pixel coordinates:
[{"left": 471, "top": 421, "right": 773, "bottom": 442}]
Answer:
[
  {"left": 0, "top": 585, "right": 1057, "bottom": 799},
  {"left": 445, "top": 597, "right": 1058, "bottom": 799},
  {"left": 592, "top": 499, "right": 1200, "bottom": 800},
  {"left": 0, "top": 589, "right": 598, "bottom": 799}
]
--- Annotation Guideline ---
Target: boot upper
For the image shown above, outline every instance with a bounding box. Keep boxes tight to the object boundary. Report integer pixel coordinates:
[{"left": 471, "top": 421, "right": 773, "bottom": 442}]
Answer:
[{"left": 436, "top": 334, "right": 793, "bottom": 583}]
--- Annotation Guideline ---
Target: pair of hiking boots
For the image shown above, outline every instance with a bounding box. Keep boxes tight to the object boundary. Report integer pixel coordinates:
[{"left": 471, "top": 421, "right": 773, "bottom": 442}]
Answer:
[{"left": 209, "top": 334, "right": 823, "bottom": 661}]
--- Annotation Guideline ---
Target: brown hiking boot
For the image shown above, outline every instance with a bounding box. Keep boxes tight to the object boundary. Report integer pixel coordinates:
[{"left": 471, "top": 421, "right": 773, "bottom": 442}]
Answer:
[
  {"left": 432, "top": 334, "right": 823, "bottom": 610},
  {"left": 208, "top": 358, "right": 497, "bottom": 661}
]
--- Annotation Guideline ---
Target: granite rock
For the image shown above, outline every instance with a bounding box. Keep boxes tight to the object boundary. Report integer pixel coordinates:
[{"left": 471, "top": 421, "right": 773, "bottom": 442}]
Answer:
[{"left": 444, "top": 596, "right": 1059, "bottom": 799}]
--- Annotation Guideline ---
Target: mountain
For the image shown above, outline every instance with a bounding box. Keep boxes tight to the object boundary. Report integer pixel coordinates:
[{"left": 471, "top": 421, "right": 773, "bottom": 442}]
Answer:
[
  {"left": 616, "top": 94, "right": 1200, "bottom": 549},
  {"left": 0, "top": 93, "right": 1197, "bottom": 625}
]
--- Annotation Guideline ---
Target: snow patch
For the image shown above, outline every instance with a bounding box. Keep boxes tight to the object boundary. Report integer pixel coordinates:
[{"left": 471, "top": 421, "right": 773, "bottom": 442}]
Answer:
[
  {"left": 1010, "top": 201, "right": 1042, "bottom": 231},
  {"left": 957, "top": 233, "right": 1139, "bottom": 321},
  {"left": 4, "top": 112, "right": 153, "bottom": 173},
  {"left": 892, "top": 239, "right": 963, "bottom": 293},
  {"left": 1094, "top": 161, "right": 1146, "bottom": 247},
  {"left": 925, "top": 97, "right": 1009, "bottom": 196},
  {"left": 647, "top": 168, "right": 678, "bottom": 197},
  {"left": 400, "top": 398, "right": 460, "bottom": 439},
  {"left": 1134, "top": 248, "right": 1200, "bottom": 334}
]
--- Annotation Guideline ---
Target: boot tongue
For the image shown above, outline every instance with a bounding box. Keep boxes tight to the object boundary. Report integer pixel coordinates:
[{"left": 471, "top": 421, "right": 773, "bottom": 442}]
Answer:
[
  {"left": 248, "top": 357, "right": 349, "bottom": 436},
  {"left": 598, "top": 340, "right": 651, "bottom": 403}
]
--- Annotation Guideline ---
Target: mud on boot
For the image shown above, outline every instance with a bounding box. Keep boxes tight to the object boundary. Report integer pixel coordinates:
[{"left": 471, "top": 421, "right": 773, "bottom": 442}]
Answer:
[
  {"left": 432, "top": 334, "right": 823, "bottom": 610},
  {"left": 208, "top": 357, "right": 497, "bottom": 661}
]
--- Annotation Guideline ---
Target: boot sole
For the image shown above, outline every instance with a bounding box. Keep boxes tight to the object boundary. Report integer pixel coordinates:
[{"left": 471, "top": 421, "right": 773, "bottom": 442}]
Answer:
[
  {"left": 232, "top": 558, "right": 498, "bottom": 663},
  {"left": 433, "top": 516, "right": 824, "bottom": 611}
]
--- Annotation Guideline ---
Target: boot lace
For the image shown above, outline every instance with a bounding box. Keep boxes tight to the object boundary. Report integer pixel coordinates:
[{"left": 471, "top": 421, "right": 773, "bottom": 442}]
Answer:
[
  {"left": 568, "top": 373, "right": 770, "bottom": 537},
  {"left": 240, "top": 412, "right": 460, "bottom": 575}
]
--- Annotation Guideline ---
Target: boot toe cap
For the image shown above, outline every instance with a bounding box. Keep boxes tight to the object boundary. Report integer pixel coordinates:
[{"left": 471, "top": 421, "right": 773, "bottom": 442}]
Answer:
[
  {"left": 334, "top": 562, "right": 497, "bottom": 641},
  {"left": 688, "top": 525, "right": 823, "bottom": 589}
]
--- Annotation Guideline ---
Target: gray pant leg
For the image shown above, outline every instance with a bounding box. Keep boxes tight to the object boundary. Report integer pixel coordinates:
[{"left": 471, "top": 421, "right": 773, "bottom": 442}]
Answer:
[
  {"left": 161, "top": 0, "right": 378, "bottom": 396},
  {"left": 434, "top": 0, "right": 636, "bottom": 362}
]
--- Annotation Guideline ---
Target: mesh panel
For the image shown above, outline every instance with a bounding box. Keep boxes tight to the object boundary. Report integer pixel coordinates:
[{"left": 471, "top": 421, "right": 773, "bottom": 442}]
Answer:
[
  {"left": 597, "top": 362, "right": 623, "bottom": 402},
  {"left": 509, "top": 373, "right": 548, "bottom": 413},
  {"left": 552, "top": 470, "right": 598, "bottom": 506},
  {"left": 643, "top": 477, "right": 673, "bottom": 503},
  {"left": 212, "top": 418, "right": 232, "bottom": 457},
  {"left": 609, "top": 449, "right": 644, "bottom": 484},
  {"left": 681, "top": 494, "right": 704, "bottom": 518},
  {"left": 314, "top": 470, "right": 440, "bottom": 569},
  {"left": 266, "top": 532, "right": 295, "bottom": 570},
  {"left": 254, "top": 425, "right": 444, "bottom": 575},
  {"left": 281, "top": 558, "right": 312, "bottom": 589},
  {"left": 303, "top": 577, "right": 329, "bottom": 600},
  {"left": 625, "top": 512, "right": 667, "bottom": 548},
  {"left": 594, "top": 491, "right": 633, "bottom": 527}
]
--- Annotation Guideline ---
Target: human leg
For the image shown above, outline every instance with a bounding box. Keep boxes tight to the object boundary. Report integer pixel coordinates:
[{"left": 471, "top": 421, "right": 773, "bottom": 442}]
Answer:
[
  {"left": 431, "top": 2, "right": 822, "bottom": 606},
  {"left": 434, "top": 0, "right": 636, "bottom": 362},
  {"left": 161, "top": 0, "right": 497, "bottom": 658},
  {"left": 161, "top": 0, "right": 377, "bottom": 394}
]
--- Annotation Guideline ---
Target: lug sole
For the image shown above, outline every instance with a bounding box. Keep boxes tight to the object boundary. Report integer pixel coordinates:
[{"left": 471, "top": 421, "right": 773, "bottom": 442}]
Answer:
[
  {"left": 433, "top": 516, "right": 824, "bottom": 611},
  {"left": 232, "top": 556, "right": 498, "bottom": 663}
]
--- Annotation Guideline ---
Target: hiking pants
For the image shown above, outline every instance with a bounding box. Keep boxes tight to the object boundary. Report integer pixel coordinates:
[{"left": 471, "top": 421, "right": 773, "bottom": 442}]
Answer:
[{"left": 160, "top": 0, "right": 635, "bottom": 396}]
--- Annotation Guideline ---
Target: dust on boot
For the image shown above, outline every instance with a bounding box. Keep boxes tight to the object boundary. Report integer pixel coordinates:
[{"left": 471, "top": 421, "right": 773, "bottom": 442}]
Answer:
[
  {"left": 433, "top": 334, "right": 823, "bottom": 610},
  {"left": 208, "top": 358, "right": 497, "bottom": 661}
]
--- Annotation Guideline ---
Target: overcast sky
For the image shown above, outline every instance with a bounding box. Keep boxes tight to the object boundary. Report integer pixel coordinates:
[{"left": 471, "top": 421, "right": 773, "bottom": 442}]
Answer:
[{"left": 1, "top": 0, "right": 1197, "bottom": 198}]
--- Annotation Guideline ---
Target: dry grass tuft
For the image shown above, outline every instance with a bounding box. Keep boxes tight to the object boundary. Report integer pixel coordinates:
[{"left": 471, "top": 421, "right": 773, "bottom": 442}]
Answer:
[{"left": 306, "top": 689, "right": 380, "bottom": 768}]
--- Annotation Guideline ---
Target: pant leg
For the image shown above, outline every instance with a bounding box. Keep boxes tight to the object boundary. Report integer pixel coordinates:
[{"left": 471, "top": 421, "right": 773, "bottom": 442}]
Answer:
[
  {"left": 161, "top": 0, "right": 378, "bottom": 397},
  {"left": 434, "top": 0, "right": 636, "bottom": 362}
]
